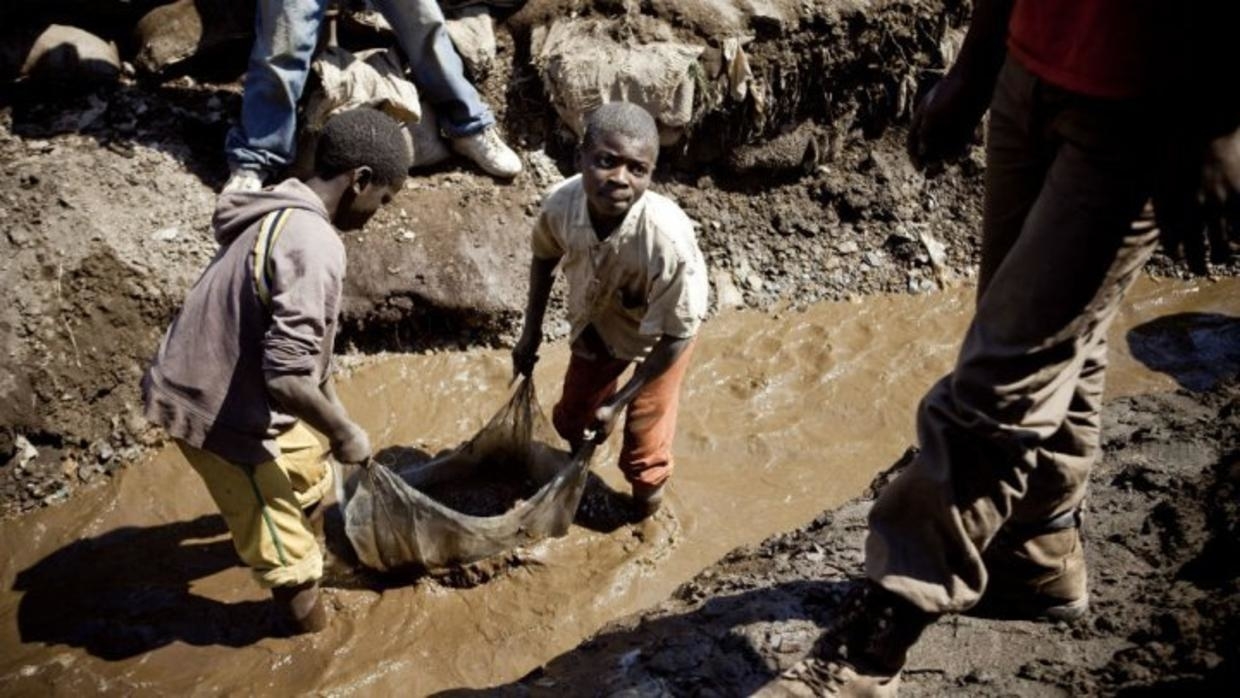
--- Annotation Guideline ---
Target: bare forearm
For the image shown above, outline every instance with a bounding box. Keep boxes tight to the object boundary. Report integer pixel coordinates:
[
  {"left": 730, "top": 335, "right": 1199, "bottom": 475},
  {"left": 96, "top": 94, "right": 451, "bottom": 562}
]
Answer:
[
  {"left": 952, "top": 0, "right": 1014, "bottom": 83},
  {"left": 266, "top": 372, "right": 354, "bottom": 442},
  {"left": 521, "top": 256, "right": 558, "bottom": 337}
]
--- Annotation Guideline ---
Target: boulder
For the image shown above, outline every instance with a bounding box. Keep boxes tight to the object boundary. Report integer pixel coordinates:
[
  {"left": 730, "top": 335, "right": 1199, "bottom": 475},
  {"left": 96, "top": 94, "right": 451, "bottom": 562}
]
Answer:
[
  {"left": 132, "top": 0, "right": 253, "bottom": 77},
  {"left": 445, "top": 5, "right": 497, "bottom": 80},
  {"left": 339, "top": 181, "right": 530, "bottom": 347},
  {"left": 17, "top": 24, "right": 121, "bottom": 87}
]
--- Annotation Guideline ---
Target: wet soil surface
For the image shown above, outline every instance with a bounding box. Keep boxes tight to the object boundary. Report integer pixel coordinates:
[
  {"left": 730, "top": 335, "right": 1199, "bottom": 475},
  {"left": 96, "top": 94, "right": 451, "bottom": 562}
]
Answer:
[
  {"left": 421, "top": 471, "right": 542, "bottom": 518},
  {"left": 4, "top": 0, "right": 1237, "bottom": 518},
  {"left": 463, "top": 383, "right": 1240, "bottom": 696},
  {"left": 0, "top": 288, "right": 1236, "bottom": 694}
]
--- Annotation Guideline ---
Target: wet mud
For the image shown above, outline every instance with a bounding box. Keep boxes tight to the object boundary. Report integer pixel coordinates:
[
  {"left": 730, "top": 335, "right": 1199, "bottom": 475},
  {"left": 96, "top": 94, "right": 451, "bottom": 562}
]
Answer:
[
  {"left": 419, "top": 470, "right": 541, "bottom": 519},
  {"left": 8, "top": 0, "right": 1238, "bottom": 519},
  {"left": 371, "top": 445, "right": 542, "bottom": 520},
  {"left": 1, "top": 276, "right": 1236, "bottom": 695},
  {"left": 474, "top": 383, "right": 1240, "bottom": 696}
]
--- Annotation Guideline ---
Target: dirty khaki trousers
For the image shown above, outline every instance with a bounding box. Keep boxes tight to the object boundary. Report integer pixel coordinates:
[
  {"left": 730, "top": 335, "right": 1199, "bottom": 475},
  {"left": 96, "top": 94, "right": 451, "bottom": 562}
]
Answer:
[
  {"left": 553, "top": 334, "right": 696, "bottom": 492},
  {"left": 177, "top": 422, "right": 332, "bottom": 589},
  {"left": 865, "top": 58, "right": 1161, "bottom": 613}
]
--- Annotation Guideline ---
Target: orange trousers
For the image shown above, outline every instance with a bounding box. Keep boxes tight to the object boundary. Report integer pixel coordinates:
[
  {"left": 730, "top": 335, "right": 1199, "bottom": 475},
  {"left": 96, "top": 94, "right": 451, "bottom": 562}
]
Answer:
[{"left": 552, "top": 339, "right": 696, "bottom": 493}]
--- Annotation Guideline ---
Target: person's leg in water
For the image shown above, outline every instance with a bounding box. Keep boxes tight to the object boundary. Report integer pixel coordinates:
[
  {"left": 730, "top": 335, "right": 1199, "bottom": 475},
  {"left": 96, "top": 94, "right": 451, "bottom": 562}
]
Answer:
[
  {"left": 177, "top": 423, "right": 333, "bottom": 635},
  {"left": 552, "top": 327, "right": 630, "bottom": 451},
  {"left": 765, "top": 58, "right": 1161, "bottom": 696},
  {"left": 617, "top": 340, "right": 696, "bottom": 518},
  {"left": 369, "top": 0, "right": 522, "bottom": 178},
  {"left": 224, "top": 0, "right": 330, "bottom": 192},
  {"left": 553, "top": 325, "right": 681, "bottom": 517}
]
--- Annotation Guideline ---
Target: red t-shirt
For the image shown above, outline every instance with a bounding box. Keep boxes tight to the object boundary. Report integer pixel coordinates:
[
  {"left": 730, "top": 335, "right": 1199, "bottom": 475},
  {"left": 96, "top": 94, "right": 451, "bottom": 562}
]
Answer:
[{"left": 1007, "top": 0, "right": 1158, "bottom": 99}]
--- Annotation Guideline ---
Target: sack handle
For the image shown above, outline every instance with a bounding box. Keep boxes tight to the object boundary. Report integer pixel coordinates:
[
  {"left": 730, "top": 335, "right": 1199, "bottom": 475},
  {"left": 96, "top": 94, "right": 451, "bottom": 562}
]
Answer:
[{"left": 252, "top": 208, "right": 294, "bottom": 308}]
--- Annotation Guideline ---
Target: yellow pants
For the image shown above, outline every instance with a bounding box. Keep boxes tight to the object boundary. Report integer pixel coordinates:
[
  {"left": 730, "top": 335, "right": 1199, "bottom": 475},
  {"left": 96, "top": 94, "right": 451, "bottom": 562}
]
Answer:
[{"left": 177, "top": 423, "right": 332, "bottom": 588}]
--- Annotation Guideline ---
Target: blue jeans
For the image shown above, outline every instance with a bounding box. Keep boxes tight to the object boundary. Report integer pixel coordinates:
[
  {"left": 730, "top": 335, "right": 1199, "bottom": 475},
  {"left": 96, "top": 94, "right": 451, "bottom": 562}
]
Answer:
[{"left": 225, "top": 0, "right": 494, "bottom": 174}]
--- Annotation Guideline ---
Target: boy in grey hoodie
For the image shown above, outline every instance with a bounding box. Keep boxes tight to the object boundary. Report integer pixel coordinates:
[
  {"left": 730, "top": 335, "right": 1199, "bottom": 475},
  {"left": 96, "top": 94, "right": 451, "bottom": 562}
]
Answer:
[{"left": 143, "top": 109, "right": 410, "bottom": 634}]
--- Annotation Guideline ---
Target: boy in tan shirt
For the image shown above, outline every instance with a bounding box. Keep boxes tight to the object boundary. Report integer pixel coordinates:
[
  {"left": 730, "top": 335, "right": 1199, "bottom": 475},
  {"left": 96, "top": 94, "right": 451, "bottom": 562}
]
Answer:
[{"left": 512, "top": 102, "right": 709, "bottom": 519}]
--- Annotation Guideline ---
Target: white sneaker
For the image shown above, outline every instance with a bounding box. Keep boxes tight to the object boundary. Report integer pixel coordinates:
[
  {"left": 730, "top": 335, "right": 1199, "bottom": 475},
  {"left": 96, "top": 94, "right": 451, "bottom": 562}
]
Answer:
[
  {"left": 451, "top": 126, "right": 522, "bottom": 178},
  {"left": 222, "top": 168, "right": 265, "bottom": 194}
]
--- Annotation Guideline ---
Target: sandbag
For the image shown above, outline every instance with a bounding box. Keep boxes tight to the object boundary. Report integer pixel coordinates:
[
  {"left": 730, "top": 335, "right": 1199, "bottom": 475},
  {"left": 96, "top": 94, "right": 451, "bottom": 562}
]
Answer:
[
  {"left": 293, "top": 45, "right": 422, "bottom": 177},
  {"left": 304, "top": 45, "right": 422, "bottom": 128},
  {"left": 337, "top": 377, "right": 595, "bottom": 572},
  {"left": 531, "top": 17, "right": 705, "bottom": 146},
  {"left": 16, "top": 24, "right": 120, "bottom": 86}
]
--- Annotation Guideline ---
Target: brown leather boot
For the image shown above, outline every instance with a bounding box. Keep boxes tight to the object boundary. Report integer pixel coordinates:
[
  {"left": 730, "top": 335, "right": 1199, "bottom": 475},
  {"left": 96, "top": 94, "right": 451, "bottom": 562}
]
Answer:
[
  {"left": 758, "top": 580, "right": 937, "bottom": 697},
  {"left": 974, "top": 508, "right": 1089, "bottom": 622},
  {"left": 271, "top": 581, "right": 328, "bottom": 635}
]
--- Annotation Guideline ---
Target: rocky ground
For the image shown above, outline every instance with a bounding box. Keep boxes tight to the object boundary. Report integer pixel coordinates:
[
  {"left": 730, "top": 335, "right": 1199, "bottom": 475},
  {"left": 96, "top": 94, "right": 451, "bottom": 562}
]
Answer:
[
  {"left": 450, "top": 382, "right": 1240, "bottom": 696},
  {"left": 0, "top": 0, "right": 992, "bottom": 516},
  {"left": 2, "top": 0, "right": 1236, "bottom": 517}
]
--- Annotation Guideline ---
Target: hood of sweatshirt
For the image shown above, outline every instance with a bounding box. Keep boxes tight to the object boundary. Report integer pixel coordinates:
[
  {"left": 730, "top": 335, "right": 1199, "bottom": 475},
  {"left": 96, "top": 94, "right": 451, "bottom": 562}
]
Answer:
[{"left": 211, "top": 179, "right": 332, "bottom": 246}]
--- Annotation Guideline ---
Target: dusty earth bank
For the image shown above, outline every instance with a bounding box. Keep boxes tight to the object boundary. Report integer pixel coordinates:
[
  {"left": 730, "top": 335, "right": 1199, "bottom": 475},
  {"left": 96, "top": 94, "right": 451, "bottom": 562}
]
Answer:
[
  {"left": 3, "top": 0, "right": 1233, "bottom": 518},
  {"left": 459, "top": 383, "right": 1240, "bottom": 696},
  {"left": 0, "top": 0, "right": 997, "bottom": 515}
]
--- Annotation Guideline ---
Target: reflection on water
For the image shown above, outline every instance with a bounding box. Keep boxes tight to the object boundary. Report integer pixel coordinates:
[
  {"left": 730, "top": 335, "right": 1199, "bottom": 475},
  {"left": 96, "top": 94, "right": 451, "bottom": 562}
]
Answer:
[{"left": 0, "top": 277, "right": 1236, "bottom": 695}]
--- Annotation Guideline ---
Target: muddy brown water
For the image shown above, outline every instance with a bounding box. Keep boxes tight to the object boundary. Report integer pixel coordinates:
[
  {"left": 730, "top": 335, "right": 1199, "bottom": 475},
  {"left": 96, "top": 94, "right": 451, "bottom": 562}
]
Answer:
[{"left": 1, "top": 277, "right": 1236, "bottom": 695}]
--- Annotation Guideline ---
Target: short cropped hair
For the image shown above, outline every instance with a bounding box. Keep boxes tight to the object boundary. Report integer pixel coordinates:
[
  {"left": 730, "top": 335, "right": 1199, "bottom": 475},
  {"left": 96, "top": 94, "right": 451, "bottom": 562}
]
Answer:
[
  {"left": 314, "top": 109, "right": 411, "bottom": 185},
  {"left": 582, "top": 102, "right": 660, "bottom": 154}
]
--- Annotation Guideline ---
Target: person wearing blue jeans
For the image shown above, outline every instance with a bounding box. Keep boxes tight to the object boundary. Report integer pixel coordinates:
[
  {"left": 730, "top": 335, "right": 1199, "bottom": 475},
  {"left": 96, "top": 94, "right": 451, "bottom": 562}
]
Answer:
[{"left": 224, "top": 0, "right": 521, "bottom": 191}]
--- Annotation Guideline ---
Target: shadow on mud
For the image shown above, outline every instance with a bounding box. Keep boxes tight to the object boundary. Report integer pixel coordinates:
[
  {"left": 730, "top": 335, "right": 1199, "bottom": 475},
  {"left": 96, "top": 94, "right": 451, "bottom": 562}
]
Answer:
[
  {"left": 434, "top": 579, "right": 851, "bottom": 697},
  {"left": 1126, "top": 312, "right": 1240, "bottom": 392},
  {"left": 12, "top": 514, "right": 278, "bottom": 661}
]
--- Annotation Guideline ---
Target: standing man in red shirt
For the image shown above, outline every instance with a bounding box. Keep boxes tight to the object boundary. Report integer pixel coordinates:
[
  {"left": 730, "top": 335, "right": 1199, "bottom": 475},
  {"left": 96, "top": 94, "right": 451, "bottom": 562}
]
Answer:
[{"left": 766, "top": 1, "right": 1239, "bottom": 695}]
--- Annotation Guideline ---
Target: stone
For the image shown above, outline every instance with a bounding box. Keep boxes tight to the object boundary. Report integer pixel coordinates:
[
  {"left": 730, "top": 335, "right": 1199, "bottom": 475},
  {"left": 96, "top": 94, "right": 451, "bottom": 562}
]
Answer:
[
  {"left": 132, "top": 0, "right": 251, "bottom": 76},
  {"left": 712, "top": 269, "right": 745, "bottom": 310},
  {"left": 9, "top": 435, "right": 38, "bottom": 470},
  {"left": 92, "top": 440, "right": 114, "bottom": 463},
  {"left": 744, "top": 272, "right": 764, "bottom": 292},
  {"left": 342, "top": 188, "right": 528, "bottom": 340},
  {"left": 445, "top": 6, "right": 497, "bottom": 79},
  {"left": 18, "top": 25, "right": 121, "bottom": 87}
]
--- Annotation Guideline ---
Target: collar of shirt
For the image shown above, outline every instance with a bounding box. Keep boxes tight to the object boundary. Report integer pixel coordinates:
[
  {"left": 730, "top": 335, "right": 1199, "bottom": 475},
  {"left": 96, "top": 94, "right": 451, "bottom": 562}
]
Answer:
[{"left": 567, "top": 183, "right": 648, "bottom": 263}]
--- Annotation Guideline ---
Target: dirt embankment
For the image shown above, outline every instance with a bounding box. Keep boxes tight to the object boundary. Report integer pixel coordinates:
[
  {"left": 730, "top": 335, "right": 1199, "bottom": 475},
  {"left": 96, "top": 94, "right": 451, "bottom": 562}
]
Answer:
[
  {"left": 0, "top": 0, "right": 989, "bottom": 516},
  {"left": 1, "top": 0, "right": 1234, "bottom": 520},
  {"left": 448, "top": 382, "right": 1240, "bottom": 696}
]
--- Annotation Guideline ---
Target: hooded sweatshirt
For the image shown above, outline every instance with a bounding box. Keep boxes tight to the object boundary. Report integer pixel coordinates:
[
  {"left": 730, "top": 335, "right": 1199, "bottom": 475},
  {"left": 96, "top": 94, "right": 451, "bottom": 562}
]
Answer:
[{"left": 143, "top": 179, "right": 345, "bottom": 465}]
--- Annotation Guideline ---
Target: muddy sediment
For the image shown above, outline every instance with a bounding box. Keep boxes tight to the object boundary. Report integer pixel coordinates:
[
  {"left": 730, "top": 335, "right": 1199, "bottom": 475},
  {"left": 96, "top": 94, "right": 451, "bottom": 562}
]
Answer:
[
  {"left": 2, "top": 0, "right": 1239, "bottom": 694},
  {"left": 1, "top": 278, "right": 1236, "bottom": 695},
  {"left": 3, "top": 0, "right": 1236, "bottom": 517},
  {"left": 467, "top": 382, "right": 1240, "bottom": 696},
  {"left": 419, "top": 470, "right": 541, "bottom": 518}
]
